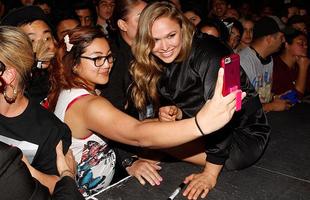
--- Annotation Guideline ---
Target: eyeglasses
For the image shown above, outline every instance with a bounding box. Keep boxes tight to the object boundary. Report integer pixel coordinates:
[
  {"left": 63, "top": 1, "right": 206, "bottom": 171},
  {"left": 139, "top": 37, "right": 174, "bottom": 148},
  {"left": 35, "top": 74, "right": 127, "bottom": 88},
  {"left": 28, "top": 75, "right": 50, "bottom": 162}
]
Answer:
[
  {"left": 0, "top": 61, "right": 6, "bottom": 76},
  {"left": 80, "top": 54, "right": 115, "bottom": 67}
]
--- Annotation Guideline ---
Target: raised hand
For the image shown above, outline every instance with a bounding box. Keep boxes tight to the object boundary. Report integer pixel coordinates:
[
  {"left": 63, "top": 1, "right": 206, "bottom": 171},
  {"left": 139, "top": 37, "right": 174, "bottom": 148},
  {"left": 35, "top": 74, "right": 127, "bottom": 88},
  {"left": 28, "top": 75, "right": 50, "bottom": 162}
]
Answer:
[{"left": 196, "top": 68, "right": 246, "bottom": 135}]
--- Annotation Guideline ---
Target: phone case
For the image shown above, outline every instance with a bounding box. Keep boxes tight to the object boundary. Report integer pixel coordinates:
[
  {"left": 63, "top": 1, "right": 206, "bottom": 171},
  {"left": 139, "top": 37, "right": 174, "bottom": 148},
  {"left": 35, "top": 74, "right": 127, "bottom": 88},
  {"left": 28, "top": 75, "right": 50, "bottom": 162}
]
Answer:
[{"left": 220, "top": 54, "right": 241, "bottom": 111}]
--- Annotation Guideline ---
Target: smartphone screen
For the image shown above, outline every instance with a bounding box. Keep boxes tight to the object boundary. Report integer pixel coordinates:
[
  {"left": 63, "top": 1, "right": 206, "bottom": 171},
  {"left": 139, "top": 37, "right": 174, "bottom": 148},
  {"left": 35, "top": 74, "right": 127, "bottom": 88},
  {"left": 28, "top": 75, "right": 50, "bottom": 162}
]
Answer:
[{"left": 220, "top": 54, "right": 241, "bottom": 96}]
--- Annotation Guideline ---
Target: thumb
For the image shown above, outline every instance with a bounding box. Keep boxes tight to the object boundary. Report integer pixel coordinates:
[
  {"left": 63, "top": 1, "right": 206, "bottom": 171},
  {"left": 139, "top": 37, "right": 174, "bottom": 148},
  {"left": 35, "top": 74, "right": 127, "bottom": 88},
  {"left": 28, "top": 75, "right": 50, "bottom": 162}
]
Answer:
[
  {"left": 56, "top": 140, "right": 63, "bottom": 155},
  {"left": 214, "top": 68, "right": 224, "bottom": 98}
]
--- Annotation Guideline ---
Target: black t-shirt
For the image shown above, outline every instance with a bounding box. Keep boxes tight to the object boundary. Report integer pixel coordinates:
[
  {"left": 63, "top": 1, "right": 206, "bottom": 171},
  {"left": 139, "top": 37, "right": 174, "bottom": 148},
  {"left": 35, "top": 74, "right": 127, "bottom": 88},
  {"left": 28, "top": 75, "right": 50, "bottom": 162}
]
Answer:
[{"left": 0, "top": 98, "right": 71, "bottom": 175}]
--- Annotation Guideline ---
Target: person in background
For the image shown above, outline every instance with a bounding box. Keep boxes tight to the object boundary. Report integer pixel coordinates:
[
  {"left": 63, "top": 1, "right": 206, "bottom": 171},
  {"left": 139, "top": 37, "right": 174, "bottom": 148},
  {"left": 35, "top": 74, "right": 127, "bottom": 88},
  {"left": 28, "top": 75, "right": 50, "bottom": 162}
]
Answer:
[
  {"left": 130, "top": 2, "right": 270, "bottom": 199},
  {"left": 182, "top": 3, "right": 204, "bottom": 27},
  {"left": 210, "top": 0, "right": 230, "bottom": 20},
  {"left": 198, "top": 17, "right": 229, "bottom": 43},
  {"left": 272, "top": 28, "right": 309, "bottom": 101},
  {"left": 224, "top": 7, "right": 240, "bottom": 20},
  {"left": 54, "top": 10, "right": 80, "bottom": 41},
  {"left": 0, "top": 141, "right": 84, "bottom": 200},
  {"left": 223, "top": 17, "right": 243, "bottom": 51},
  {"left": 1, "top": 5, "right": 56, "bottom": 105},
  {"left": 239, "top": 17, "right": 287, "bottom": 112},
  {"left": 74, "top": 0, "right": 95, "bottom": 27},
  {"left": 95, "top": 0, "right": 115, "bottom": 37},
  {"left": 0, "top": 26, "right": 71, "bottom": 193},
  {"left": 236, "top": 17, "right": 254, "bottom": 52},
  {"left": 48, "top": 26, "right": 240, "bottom": 197},
  {"left": 287, "top": 15, "right": 308, "bottom": 35}
]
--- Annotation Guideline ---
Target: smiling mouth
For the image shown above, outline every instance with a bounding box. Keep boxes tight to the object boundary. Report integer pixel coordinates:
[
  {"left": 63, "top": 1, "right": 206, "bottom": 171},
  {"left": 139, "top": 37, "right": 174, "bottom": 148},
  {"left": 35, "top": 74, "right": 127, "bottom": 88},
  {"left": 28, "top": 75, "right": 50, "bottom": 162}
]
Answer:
[{"left": 161, "top": 50, "right": 174, "bottom": 57}]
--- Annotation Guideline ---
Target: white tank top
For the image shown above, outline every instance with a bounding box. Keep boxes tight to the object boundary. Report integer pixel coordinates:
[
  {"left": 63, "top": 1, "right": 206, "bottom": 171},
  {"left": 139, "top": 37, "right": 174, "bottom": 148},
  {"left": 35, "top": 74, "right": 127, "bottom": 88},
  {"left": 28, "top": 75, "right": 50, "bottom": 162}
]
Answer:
[{"left": 54, "top": 88, "right": 116, "bottom": 197}]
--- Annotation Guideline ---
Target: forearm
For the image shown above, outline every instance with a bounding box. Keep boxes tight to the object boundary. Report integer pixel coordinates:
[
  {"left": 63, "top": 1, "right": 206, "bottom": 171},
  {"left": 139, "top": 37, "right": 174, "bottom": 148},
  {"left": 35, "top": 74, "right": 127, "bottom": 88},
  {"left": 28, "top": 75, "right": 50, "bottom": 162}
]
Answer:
[
  {"left": 135, "top": 118, "right": 201, "bottom": 148},
  {"left": 295, "top": 67, "right": 308, "bottom": 95},
  {"left": 24, "top": 161, "right": 59, "bottom": 193}
]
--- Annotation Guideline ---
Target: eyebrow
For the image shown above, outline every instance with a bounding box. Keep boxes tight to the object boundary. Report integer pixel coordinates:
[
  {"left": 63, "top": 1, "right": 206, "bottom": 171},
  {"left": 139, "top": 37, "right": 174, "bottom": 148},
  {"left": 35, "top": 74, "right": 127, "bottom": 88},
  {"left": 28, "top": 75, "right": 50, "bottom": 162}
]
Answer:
[
  {"left": 27, "top": 29, "right": 52, "bottom": 37},
  {"left": 153, "top": 31, "right": 176, "bottom": 40},
  {"left": 89, "top": 49, "right": 112, "bottom": 56}
]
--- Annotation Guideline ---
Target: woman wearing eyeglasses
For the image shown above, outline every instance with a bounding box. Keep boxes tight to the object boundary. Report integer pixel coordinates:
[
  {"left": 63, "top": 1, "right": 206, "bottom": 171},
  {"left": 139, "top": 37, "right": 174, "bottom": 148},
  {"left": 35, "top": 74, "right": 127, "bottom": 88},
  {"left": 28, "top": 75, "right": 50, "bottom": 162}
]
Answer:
[{"left": 48, "top": 26, "right": 242, "bottom": 197}]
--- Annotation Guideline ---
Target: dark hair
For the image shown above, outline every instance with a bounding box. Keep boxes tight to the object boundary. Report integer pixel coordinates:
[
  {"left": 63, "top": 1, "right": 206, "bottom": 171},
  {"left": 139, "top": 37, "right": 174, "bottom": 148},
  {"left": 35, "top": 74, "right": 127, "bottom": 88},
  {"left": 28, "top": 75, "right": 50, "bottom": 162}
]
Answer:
[
  {"left": 108, "top": 0, "right": 142, "bottom": 32},
  {"left": 53, "top": 9, "right": 80, "bottom": 40},
  {"left": 223, "top": 17, "right": 244, "bottom": 38},
  {"left": 287, "top": 15, "right": 306, "bottom": 26},
  {"left": 198, "top": 18, "right": 229, "bottom": 42},
  {"left": 182, "top": 2, "right": 206, "bottom": 22},
  {"left": 48, "top": 27, "right": 106, "bottom": 111},
  {"left": 283, "top": 27, "right": 306, "bottom": 44}
]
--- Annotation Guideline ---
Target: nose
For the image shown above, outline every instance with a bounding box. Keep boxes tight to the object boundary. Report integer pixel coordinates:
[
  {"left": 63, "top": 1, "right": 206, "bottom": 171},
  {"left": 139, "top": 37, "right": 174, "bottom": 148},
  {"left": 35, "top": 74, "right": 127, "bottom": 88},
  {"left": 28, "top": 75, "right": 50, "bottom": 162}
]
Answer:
[{"left": 160, "top": 40, "right": 169, "bottom": 51}]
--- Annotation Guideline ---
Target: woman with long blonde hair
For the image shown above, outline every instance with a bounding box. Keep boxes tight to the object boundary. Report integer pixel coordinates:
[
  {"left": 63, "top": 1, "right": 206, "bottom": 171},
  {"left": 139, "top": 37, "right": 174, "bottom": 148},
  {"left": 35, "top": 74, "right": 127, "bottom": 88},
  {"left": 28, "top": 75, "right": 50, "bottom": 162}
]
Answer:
[{"left": 130, "top": 2, "right": 270, "bottom": 199}]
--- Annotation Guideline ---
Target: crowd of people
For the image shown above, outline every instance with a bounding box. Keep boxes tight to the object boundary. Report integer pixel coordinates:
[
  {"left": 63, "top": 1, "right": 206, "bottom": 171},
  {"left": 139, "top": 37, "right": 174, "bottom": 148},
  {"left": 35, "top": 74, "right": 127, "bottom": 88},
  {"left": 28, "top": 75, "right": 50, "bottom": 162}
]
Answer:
[{"left": 0, "top": 0, "right": 309, "bottom": 199}]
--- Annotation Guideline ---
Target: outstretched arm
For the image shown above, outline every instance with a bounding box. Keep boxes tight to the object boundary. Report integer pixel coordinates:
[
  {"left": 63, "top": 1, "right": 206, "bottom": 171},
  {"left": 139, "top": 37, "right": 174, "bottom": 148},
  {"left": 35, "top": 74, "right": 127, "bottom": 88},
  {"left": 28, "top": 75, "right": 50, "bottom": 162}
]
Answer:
[{"left": 85, "top": 68, "right": 245, "bottom": 148}]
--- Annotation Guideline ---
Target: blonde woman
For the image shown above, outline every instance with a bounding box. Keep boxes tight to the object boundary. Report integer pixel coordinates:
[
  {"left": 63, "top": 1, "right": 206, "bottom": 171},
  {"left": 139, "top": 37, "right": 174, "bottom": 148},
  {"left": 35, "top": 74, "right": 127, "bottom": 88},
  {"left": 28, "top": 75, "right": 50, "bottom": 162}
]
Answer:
[
  {"left": 130, "top": 2, "right": 270, "bottom": 199},
  {"left": 0, "top": 26, "right": 71, "bottom": 192}
]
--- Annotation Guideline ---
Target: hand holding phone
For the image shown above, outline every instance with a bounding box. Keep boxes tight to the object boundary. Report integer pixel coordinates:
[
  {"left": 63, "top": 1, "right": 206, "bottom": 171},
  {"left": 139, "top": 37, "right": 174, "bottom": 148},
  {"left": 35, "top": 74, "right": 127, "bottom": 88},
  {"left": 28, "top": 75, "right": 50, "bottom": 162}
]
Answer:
[{"left": 220, "top": 54, "right": 242, "bottom": 111}]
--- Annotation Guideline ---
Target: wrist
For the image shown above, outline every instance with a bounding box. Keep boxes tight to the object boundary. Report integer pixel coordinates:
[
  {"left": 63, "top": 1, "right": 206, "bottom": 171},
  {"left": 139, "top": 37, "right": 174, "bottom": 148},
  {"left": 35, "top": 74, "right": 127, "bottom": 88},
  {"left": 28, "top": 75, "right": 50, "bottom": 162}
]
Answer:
[{"left": 122, "top": 156, "right": 138, "bottom": 169}]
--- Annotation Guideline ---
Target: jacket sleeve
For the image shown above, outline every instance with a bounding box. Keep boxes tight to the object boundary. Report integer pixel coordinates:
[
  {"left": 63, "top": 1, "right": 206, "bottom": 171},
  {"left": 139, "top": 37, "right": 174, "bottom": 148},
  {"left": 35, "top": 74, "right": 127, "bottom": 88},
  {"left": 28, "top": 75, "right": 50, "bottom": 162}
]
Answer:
[{"left": 194, "top": 46, "right": 271, "bottom": 168}]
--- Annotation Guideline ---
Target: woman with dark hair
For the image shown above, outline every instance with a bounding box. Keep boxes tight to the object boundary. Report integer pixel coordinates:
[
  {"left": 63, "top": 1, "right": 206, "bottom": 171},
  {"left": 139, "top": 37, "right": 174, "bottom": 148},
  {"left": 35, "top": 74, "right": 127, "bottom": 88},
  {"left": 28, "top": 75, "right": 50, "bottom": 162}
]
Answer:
[
  {"left": 130, "top": 2, "right": 270, "bottom": 199},
  {"left": 48, "top": 26, "right": 241, "bottom": 197},
  {"left": 223, "top": 17, "right": 244, "bottom": 51}
]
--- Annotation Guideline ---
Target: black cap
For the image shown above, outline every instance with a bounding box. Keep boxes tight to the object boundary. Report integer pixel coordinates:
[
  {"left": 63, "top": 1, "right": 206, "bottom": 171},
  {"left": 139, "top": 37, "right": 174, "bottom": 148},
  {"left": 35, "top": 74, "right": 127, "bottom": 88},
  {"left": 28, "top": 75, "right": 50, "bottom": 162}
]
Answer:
[
  {"left": 1, "top": 6, "right": 52, "bottom": 28},
  {"left": 253, "top": 16, "right": 281, "bottom": 40}
]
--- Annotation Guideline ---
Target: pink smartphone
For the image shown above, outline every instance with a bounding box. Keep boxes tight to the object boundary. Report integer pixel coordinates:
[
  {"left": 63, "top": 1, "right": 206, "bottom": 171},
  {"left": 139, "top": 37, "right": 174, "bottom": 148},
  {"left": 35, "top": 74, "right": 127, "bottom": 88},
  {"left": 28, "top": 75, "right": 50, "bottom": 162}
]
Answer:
[{"left": 220, "top": 53, "right": 242, "bottom": 111}]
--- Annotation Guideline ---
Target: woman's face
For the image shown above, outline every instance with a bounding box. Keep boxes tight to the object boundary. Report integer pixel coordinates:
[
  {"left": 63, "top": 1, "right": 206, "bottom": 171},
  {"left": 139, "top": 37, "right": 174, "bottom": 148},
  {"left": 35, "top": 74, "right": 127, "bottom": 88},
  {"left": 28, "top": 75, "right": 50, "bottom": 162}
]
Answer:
[
  {"left": 228, "top": 27, "right": 241, "bottom": 49},
  {"left": 151, "top": 17, "right": 182, "bottom": 64},
  {"left": 184, "top": 11, "right": 201, "bottom": 26},
  {"left": 287, "top": 35, "right": 308, "bottom": 57},
  {"left": 120, "top": 1, "right": 147, "bottom": 44},
  {"left": 77, "top": 38, "right": 113, "bottom": 87},
  {"left": 241, "top": 20, "right": 254, "bottom": 45}
]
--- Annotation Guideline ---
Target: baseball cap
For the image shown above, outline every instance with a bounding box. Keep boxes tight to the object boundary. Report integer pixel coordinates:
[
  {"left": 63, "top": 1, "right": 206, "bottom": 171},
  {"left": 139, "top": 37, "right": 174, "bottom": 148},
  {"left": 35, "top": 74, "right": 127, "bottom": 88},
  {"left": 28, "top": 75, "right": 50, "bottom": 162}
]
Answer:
[{"left": 253, "top": 16, "right": 281, "bottom": 40}]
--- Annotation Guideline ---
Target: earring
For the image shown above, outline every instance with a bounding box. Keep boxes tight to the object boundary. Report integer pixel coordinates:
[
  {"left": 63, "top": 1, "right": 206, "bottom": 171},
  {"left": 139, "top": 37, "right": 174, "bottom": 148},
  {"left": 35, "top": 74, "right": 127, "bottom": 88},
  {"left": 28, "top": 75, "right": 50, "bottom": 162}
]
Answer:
[
  {"left": 72, "top": 67, "right": 77, "bottom": 74},
  {"left": 3, "top": 84, "right": 17, "bottom": 103}
]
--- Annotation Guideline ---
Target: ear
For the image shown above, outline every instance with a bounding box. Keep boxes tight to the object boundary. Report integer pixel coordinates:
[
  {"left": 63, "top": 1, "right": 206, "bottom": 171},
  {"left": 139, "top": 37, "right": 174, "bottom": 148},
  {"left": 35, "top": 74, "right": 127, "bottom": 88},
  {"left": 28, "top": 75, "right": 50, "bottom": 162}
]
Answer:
[
  {"left": 2, "top": 68, "right": 17, "bottom": 85},
  {"left": 284, "top": 42, "right": 289, "bottom": 49},
  {"left": 265, "top": 35, "right": 273, "bottom": 44},
  {"left": 117, "top": 19, "right": 128, "bottom": 32}
]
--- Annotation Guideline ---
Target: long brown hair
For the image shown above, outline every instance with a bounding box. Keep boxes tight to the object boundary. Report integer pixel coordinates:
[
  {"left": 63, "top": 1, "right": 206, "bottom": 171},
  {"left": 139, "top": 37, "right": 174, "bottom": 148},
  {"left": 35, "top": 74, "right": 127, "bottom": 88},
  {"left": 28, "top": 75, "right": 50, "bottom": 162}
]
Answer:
[
  {"left": 130, "top": 1, "right": 195, "bottom": 113},
  {"left": 48, "top": 27, "right": 107, "bottom": 111}
]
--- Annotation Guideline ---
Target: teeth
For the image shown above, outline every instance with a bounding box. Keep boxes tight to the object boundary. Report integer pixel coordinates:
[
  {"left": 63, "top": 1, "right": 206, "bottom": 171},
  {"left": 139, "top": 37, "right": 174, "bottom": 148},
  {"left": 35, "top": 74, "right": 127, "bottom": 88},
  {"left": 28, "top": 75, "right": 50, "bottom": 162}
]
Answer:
[{"left": 162, "top": 50, "right": 173, "bottom": 57}]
